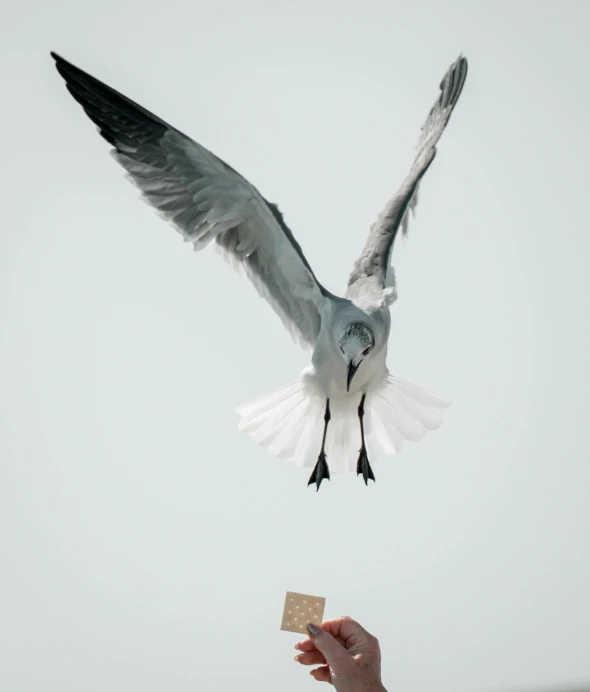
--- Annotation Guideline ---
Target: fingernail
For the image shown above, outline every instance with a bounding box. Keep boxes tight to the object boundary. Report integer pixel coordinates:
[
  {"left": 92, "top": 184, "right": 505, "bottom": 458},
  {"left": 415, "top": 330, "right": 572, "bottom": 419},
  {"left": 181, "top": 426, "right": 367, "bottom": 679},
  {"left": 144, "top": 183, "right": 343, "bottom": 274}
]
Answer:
[{"left": 307, "top": 623, "right": 321, "bottom": 638}]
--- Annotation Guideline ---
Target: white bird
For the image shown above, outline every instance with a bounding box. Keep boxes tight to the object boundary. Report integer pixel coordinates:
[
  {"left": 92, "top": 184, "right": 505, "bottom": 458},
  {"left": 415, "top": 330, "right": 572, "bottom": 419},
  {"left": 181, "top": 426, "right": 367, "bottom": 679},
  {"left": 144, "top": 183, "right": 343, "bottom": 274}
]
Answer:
[{"left": 51, "top": 52, "right": 467, "bottom": 489}]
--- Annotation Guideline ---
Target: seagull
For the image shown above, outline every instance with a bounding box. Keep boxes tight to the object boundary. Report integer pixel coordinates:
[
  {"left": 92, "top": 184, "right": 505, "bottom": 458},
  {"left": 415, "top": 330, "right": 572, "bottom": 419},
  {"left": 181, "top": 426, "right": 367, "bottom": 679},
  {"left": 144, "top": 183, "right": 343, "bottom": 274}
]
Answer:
[{"left": 50, "top": 52, "right": 467, "bottom": 490}]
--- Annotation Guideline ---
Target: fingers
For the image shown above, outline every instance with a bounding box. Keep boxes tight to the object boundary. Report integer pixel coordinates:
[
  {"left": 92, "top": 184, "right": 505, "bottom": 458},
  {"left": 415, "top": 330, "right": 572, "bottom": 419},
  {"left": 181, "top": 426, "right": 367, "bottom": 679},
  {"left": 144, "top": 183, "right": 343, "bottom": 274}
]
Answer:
[
  {"left": 294, "top": 638, "right": 318, "bottom": 653},
  {"left": 307, "top": 623, "right": 350, "bottom": 667},
  {"left": 322, "top": 616, "right": 372, "bottom": 644},
  {"left": 322, "top": 616, "right": 380, "bottom": 660},
  {"left": 294, "top": 617, "right": 382, "bottom": 690},
  {"left": 294, "top": 637, "right": 346, "bottom": 653},
  {"left": 310, "top": 665, "right": 332, "bottom": 684},
  {"left": 296, "top": 617, "right": 376, "bottom": 651},
  {"left": 295, "top": 650, "right": 327, "bottom": 666}
]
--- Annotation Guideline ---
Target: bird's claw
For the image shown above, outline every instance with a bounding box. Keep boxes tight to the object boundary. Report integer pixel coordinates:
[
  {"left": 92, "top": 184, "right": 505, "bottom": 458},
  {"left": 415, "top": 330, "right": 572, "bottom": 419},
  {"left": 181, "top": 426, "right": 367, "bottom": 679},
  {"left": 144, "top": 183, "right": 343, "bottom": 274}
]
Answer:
[
  {"left": 356, "top": 446, "right": 375, "bottom": 485},
  {"left": 308, "top": 451, "right": 330, "bottom": 491}
]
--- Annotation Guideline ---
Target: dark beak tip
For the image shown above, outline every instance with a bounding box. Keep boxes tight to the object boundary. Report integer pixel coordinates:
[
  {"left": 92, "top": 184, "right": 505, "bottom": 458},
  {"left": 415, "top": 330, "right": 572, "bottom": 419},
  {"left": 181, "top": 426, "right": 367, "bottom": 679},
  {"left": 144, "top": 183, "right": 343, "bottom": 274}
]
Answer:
[{"left": 346, "top": 361, "right": 359, "bottom": 392}]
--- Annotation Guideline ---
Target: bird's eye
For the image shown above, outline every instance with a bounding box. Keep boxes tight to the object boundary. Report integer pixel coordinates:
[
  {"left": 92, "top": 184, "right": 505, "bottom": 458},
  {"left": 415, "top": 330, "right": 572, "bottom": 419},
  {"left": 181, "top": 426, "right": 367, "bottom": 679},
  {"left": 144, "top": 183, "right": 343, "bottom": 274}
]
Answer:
[{"left": 362, "top": 347, "right": 370, "bottom": 356}]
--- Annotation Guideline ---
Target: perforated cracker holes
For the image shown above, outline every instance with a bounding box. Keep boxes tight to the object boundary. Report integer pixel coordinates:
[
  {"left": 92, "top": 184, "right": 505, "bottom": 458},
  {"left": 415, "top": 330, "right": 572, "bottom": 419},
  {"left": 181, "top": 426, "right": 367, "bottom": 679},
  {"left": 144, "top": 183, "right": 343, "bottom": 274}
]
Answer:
[{"left": 280, "top": 591, "right": 326, "bottom": 634}]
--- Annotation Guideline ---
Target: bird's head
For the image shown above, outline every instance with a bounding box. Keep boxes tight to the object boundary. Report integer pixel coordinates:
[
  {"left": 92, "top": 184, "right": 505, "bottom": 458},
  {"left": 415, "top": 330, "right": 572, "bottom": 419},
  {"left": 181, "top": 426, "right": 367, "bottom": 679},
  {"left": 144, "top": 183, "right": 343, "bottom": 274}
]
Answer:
[{"left": 338, "top": 321, "right": 375, "bottom": 391}]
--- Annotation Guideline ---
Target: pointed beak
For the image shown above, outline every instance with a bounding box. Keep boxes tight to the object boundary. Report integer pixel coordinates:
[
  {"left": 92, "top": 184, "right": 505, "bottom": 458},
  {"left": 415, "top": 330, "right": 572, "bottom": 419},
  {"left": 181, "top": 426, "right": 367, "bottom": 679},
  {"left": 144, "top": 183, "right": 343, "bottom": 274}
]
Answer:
[{"left": 347, "top": 361, "right": 360, "bottom": 392}]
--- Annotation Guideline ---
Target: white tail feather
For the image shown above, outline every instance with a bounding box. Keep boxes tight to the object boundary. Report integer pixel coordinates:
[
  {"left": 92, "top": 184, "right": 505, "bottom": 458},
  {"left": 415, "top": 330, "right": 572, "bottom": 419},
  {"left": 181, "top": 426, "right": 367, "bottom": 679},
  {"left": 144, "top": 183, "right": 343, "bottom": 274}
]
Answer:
[{"left": 236, "top": 374, "right": 450, "bottom": 473}]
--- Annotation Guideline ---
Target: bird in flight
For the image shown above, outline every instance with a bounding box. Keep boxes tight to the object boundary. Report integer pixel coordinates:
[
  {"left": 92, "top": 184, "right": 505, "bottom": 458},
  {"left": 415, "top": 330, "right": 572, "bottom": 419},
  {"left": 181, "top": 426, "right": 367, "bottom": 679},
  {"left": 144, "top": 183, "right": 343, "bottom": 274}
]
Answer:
[{"left": 51, "top": 52, "right": 467, "bottom": 490}]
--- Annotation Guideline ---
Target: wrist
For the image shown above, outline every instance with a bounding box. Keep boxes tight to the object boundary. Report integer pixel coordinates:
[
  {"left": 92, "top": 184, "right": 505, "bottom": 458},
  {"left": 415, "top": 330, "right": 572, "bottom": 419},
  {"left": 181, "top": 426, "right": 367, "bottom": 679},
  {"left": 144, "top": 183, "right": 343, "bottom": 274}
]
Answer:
[
  {"left": 349, "top": 678, "right": 386, "bottom": 692},
  {"left": 364, "top": 684, "right": 387, "bottom": 692}
]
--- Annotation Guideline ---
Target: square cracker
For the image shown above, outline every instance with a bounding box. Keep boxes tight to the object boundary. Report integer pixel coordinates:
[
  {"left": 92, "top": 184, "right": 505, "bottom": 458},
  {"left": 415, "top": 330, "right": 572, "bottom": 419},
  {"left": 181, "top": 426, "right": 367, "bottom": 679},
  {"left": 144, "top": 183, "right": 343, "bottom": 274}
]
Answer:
[{"left": 280, "top": 591, "right": 326, "bottom": 634}]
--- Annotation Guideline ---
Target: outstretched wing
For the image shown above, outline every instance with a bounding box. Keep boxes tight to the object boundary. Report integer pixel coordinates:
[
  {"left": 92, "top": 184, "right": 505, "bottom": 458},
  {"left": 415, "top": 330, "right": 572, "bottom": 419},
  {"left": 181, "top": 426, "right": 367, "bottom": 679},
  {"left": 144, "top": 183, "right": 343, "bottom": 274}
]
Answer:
[
  {"left": 347, "top": 55, "right": 468, "bottom": 301},
  {"left": 51, "top": 53, "right": 332, "bottom": 349}
]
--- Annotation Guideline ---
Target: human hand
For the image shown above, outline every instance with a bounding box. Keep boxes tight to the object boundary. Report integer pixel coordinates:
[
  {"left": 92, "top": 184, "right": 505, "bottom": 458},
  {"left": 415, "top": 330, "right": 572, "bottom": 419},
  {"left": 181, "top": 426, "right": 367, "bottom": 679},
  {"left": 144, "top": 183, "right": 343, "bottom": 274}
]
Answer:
[{"left": 294, "top": 617, "right": 387, "bottom": 692}]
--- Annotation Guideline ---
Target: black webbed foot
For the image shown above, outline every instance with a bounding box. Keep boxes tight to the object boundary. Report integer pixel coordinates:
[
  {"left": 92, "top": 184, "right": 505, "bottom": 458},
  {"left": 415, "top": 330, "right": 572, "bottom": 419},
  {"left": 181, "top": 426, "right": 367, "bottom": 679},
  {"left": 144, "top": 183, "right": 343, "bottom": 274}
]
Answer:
[
  {"left": 308, "top": 399, "right": 331, "bottom": 491},
  {"left": 308, "top": 451, "right": 330, "bottom": 491},
  {"left": 356, "top": 446, "right": 375, "bottom": 485}
]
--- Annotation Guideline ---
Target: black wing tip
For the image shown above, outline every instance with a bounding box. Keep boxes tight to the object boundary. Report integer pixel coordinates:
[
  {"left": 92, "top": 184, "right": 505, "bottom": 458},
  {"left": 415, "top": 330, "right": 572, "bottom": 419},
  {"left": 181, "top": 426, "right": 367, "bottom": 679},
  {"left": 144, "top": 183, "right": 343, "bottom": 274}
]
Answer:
[
  {"left": 49, "top": 51, "right": 174, "bottom": 136},
  {"left": 50, "top": 52, "right": 97, "bottom": 88},
  {"left": 454, "top": 54, "right": 468, "bottom": 82},
  {"left": 50, "top": 51, "right": 83, "bottom": 85},
  {"left": 440, "top": 53, "right": 468, "bottom": 110},
  {"left": 50, "top": 51, "right": 68, "bottom": 68}
]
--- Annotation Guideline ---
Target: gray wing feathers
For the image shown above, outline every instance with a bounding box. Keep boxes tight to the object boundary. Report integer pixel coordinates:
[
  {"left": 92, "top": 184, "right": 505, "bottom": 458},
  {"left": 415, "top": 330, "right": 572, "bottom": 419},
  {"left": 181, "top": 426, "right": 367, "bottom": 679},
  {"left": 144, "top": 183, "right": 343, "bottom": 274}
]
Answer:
[
  {"left": 119, "top": 136, "right": 323, "bottom": 346},
  {"left": 216, "top": 227, "right": 322, "bottom": 344},
  {"left": 347, "top": 55, "right": 468, "bottom": 298},
  {"left": 51, "top": 52, "right": 327, "bottom": 348},
  {"left": 115, "top": 130, "right": 254, "bottom": 249}
]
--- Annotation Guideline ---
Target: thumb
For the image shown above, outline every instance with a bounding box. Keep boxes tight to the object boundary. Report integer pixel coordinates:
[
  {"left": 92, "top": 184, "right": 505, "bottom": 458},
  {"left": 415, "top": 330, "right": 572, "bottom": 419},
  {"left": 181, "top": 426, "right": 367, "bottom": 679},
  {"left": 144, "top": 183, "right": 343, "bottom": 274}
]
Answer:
[{"left": 307, "top": 623, "right": 350, "bottom": 668}]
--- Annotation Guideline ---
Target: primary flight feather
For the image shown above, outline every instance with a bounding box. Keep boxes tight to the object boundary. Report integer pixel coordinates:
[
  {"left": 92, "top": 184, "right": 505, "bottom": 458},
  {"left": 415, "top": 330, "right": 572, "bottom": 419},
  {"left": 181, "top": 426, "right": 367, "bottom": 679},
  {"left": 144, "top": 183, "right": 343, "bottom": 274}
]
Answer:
[{"left": 51, "top": 52, "right": 468, "bottom": 489}]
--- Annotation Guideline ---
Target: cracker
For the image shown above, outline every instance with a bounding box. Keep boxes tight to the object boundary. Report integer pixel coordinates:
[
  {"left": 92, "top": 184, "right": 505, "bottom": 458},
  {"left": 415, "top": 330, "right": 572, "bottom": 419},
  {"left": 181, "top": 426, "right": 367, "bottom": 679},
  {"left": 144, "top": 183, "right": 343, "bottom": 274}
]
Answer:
[{"left": 280, "top": 591, "right": 326, "bottom": 634}]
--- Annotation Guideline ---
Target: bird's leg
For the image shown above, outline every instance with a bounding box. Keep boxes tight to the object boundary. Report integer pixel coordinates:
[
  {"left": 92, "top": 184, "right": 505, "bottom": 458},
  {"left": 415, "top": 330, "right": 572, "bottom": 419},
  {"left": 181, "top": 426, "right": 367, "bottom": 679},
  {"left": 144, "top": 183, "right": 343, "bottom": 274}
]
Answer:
[
  {"left": 356, "top": 394, "right": 375, "bottom": 485},
  {"left": 307, "top": 399, "right": 331, "bottom": 491}
]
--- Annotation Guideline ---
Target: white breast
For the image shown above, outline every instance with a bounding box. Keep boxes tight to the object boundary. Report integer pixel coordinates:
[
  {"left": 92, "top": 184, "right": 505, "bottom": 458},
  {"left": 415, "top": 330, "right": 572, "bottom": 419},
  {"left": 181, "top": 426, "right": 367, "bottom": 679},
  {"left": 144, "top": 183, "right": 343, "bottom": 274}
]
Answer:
[{"left": 309, "top": 341, "right": 388, "bottom": 399}]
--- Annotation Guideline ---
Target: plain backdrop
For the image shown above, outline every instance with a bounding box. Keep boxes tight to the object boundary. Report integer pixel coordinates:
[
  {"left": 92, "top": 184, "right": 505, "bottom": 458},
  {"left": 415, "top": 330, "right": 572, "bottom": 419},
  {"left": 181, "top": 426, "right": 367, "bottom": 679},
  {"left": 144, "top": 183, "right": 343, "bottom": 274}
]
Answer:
[{"left": 1, "top": 2, "right": 589, "bottom": 691}]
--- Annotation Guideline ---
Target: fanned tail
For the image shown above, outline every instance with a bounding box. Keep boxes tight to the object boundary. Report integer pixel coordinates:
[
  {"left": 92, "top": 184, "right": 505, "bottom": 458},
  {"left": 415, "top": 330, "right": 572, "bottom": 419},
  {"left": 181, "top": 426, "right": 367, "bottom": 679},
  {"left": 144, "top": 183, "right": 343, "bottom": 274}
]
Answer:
[
  {"left": 364, "top": 375, "right": 449, "bottom": 462},
  {"left": 236, "top": 374, "right": 450, "bottom": 474},
  {"left": 236, "top": 378, "right": 325, "bottom": 469}
]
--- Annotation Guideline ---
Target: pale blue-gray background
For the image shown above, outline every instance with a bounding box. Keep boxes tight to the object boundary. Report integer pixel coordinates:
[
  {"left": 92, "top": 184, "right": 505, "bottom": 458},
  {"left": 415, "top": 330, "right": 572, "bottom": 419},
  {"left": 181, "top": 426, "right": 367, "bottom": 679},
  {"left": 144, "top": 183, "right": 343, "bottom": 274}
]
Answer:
[{"left": 1, "top": 2, "right": 589, "bottom": 691}]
